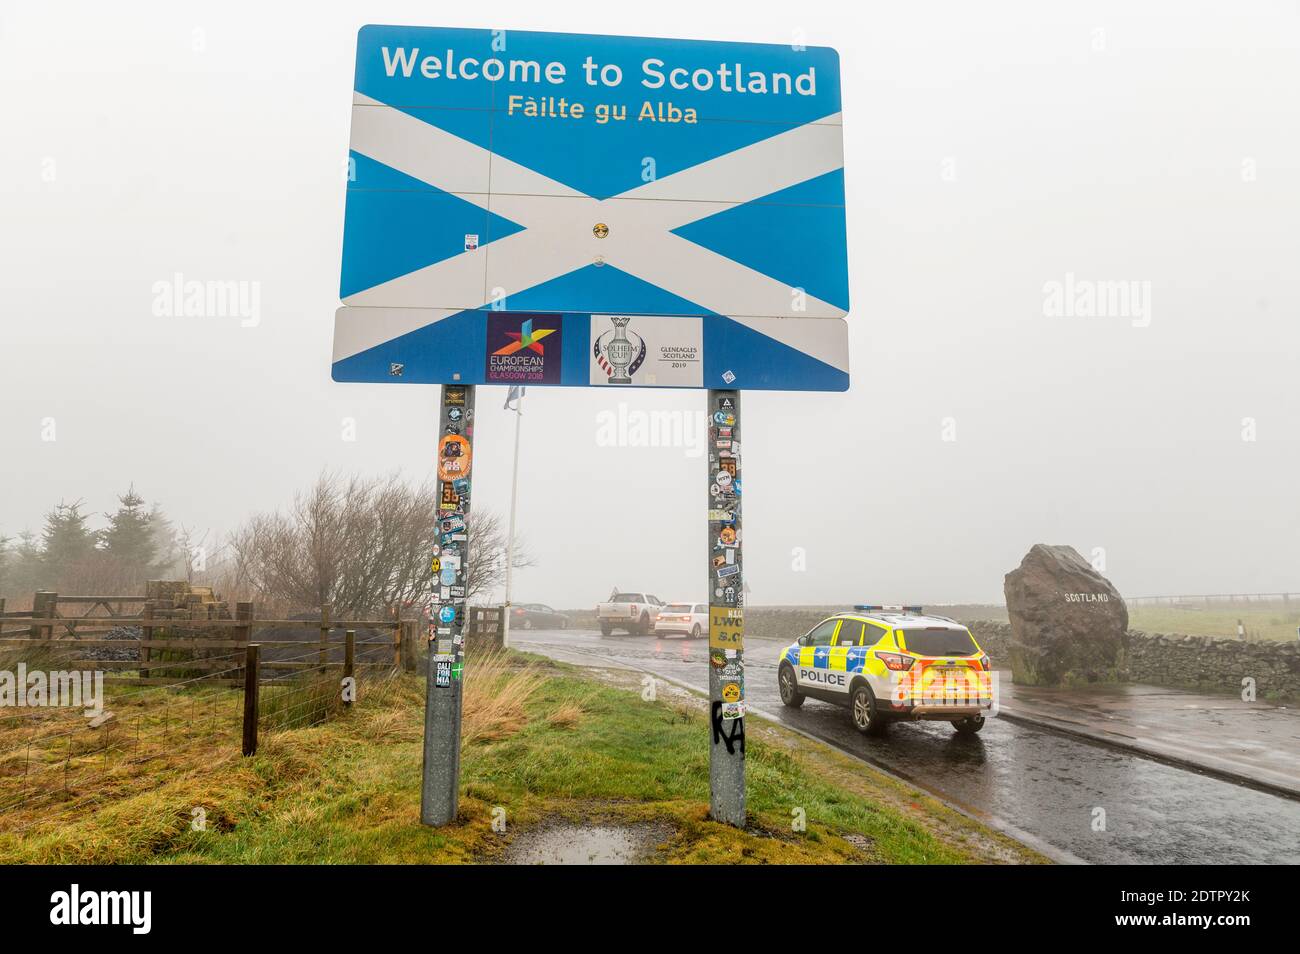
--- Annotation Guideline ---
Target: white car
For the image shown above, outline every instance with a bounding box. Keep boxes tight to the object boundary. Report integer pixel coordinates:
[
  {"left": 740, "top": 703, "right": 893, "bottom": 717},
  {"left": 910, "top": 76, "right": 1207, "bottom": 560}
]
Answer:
[
  {"left": 653, "top": 602, "right": 708, "bottom": 639},
  {"left": 596, "top": 592, "right": 664, "bottom": 635}
]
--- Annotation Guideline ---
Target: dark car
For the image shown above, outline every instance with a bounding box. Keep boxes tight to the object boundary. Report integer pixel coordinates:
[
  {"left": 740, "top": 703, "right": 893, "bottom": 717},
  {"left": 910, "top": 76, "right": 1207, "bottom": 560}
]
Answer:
[{"left": 510, "top": 603, "right": 570, "bottom": 630}]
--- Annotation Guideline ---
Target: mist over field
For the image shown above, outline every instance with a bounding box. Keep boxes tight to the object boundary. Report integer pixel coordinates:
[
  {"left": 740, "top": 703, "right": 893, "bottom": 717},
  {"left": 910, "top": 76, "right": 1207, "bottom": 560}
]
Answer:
[{"left": 1, "top": 1, "right": 1296, "bottom": 609}]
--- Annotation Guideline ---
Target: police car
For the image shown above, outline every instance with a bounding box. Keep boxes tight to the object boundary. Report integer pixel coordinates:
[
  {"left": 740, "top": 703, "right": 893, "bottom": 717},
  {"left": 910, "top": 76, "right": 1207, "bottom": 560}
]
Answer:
[{"left": 777, "top": 606, "right": 994, "bottom": 736}]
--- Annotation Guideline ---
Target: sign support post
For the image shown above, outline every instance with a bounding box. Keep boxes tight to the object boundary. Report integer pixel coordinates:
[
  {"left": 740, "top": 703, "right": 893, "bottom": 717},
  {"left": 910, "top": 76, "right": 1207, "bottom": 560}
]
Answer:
[
  {"left": 706, "top": 389, "right": 746, "bottom": 826},
  {"left": 421, "top": 384, "right": 475, "bottom": 827},
  {"left": 502, "top": 387, "right": 524, "bottom": 649}
]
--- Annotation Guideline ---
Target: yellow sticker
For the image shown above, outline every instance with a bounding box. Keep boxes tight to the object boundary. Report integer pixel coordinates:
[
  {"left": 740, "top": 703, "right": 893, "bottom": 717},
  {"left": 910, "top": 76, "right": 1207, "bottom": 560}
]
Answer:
[
  {"left": 721, "top": 682, "right": 742, "bottom": 703},
  {"left": 709, "top": 606, "right": 744, "bottom": 651}
]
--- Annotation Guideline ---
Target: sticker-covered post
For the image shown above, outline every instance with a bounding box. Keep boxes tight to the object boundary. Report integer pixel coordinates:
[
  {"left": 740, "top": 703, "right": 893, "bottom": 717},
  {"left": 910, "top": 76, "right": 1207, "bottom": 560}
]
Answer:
[
  {"left": 706, "top": 389, "right": 745, "bottom": 826},
  {"left": 421, "top": 383, "right": 475, "bottom": 827}
]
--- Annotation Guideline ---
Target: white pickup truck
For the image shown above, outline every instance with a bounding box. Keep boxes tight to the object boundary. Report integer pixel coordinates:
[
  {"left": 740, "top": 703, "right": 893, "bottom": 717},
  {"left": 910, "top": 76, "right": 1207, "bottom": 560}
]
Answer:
[{"left": 595, "top": 592, "right": 664, "bottom": 636}]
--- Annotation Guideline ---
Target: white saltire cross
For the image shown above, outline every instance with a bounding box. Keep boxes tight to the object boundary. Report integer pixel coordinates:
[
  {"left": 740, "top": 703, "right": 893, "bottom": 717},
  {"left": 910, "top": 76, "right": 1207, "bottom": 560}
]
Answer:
[{"left": 336, "top": 92, "right": 847, "bottom": 370}]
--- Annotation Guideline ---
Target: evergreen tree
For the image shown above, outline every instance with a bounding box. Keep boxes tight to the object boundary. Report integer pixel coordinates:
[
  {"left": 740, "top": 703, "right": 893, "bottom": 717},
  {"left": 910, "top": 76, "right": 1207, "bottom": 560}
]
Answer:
[
  {"left": 9, "top": 531, "right": 44, "bottom": 592},
  {"left": 100, "top": 486, "right": 158, "bottom": 573},
  {"left": 147, "top": 502, "right": 179, "bottom": 576},
  {"left": 41, "top": 501, "right": 96, "bottom": 574},
  {"left": 0, "top": 530, "right": 46, "bottom": 597}
]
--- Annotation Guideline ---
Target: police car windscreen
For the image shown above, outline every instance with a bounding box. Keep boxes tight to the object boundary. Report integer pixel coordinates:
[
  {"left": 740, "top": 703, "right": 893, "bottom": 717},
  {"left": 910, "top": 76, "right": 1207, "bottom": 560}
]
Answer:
[{"left": 900, "top": 628, "right": 978, "bottom": 656}]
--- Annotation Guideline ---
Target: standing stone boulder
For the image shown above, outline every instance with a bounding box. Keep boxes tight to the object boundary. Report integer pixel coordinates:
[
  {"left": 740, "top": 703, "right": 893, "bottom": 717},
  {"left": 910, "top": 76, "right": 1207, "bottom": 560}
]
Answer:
[{"left": 1003, "top": 544, "right": 1129, "bottom": 686}]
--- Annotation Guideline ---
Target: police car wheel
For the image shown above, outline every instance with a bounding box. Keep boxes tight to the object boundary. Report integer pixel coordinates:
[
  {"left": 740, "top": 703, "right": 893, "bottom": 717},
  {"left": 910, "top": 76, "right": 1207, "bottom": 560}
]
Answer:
[
  {"left": 600, "top": 623, "right": 612, "bottom": 636},
  {"left": 638, "top": 614, "right": 651, "bottom": 635},
  {"left": 778, "top": 665, "right": 804, "bottom": 708},
  {"left": 952, "top": 716, "right": 985, "bottom": 735},
  {"left": 852, "top": 684, "right": 887, "bottom": 736},
  {"left": 691, "top": 624, "right": 702, "bottom": 639}
]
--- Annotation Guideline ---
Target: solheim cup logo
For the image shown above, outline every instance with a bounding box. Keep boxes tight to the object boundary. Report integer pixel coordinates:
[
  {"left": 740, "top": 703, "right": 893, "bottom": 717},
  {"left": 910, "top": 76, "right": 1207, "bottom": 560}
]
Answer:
[
  {"left": 606, "top": 317, "right": 634, "bottom": 383},
  {"left": 593, "top": 316, "right": 646, "bottom": 384}
]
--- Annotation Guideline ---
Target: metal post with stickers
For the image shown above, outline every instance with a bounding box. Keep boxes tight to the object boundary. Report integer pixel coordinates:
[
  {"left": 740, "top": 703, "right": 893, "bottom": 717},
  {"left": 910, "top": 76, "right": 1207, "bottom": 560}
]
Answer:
[
  {"left": 332, "top": 25, "right": 848, "bottom": 831},
  {"left": 707, "top": 391, "right": 745, "bottom": 825},
  {"left": 421, "top": 384, "right": 474, "bottom": 826}
]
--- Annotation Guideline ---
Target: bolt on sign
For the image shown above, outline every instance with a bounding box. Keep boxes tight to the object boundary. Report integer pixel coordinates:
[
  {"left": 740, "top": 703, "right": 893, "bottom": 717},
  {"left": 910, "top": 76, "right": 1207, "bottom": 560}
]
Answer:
[
  {"left": 332, "top": 25, "right": 848, "bottom": 393},
  {"left": 332, "top": 25, "right": 848, "bottom": 831}
]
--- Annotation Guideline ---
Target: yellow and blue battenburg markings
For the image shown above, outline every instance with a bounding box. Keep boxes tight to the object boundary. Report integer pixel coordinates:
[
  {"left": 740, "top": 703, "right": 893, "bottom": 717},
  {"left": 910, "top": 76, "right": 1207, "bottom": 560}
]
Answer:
[{"left": 783, "top": 642, "right": 869, "bottom": 673}]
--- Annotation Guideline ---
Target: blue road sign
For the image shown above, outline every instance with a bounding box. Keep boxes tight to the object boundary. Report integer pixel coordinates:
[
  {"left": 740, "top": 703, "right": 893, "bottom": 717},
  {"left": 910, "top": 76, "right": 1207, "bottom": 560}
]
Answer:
[{"left": 333, "top": 25, "right": 849, "bottom": 391}]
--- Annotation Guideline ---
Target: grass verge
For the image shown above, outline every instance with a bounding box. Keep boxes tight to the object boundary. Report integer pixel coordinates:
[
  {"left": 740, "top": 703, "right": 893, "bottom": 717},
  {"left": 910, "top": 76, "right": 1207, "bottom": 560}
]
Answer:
[{"left": 0, "top": 650, "right": 1045, "bottom": 865}]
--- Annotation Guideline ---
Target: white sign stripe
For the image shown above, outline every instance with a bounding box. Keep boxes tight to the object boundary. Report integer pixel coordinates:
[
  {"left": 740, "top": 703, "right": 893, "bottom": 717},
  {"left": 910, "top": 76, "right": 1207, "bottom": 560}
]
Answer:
[
  {"left": 351, "top": 94, "right": 493, "bottom": 200},
  {"left": 620, "top": 113, "right": 844, "bottom": 207},
  {"left": 332, "top": 306, "right": 460, "bottom": 363},
  {"left": 725, "top": 315, "right": 850, "bottom": 374},
  {"left": 342, "top": 249, "right": 490, "bottom": 313},
  {"left": 623, "top": 230, "right": 844, "bottom": 320}
]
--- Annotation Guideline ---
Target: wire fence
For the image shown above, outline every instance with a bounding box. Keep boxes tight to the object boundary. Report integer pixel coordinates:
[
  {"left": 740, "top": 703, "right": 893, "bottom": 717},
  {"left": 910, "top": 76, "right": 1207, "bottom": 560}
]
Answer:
[
  {"left": 0, "top": 631, "right": 412, "bottom": 840},
  {"left": 1127, "top": 592, "right": 1295, "bottom": 606}
]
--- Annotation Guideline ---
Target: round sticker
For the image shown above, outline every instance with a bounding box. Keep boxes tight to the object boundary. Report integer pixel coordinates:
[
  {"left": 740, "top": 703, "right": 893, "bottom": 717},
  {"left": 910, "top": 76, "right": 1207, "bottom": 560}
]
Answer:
[
  {"left": 716, "top": 471, "right": 733, "bottom": 489},
  {"left": 438, "top": 605, "right": 456, "bottom": 624},
  {"left": 721, "top": 682, "right": 742, "bottom": 703},
  {"left": 437, "top": 435, "right": 472, "bottom": 481},
  {"left": 719, "top": 526, "right": 736, "bottom": 545},
  {"left": 440, "top": 567, "right": 457, "bottom": 586},
  {"left": 430, "top": 557, "right": 441, "bottom": 573},
  {"left": 448, "top": 407, "right": 462, "bottom": 422}
]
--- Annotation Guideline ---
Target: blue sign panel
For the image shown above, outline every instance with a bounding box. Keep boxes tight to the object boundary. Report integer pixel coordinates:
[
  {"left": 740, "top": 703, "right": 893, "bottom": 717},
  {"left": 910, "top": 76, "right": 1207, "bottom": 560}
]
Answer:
[{"left": 334, "top": 25, "right": 849, "bottom": 391}]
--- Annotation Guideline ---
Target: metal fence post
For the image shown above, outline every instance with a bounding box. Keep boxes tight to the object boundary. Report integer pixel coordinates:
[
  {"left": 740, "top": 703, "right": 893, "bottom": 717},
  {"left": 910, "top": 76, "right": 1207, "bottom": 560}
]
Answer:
[
  {"left": 242, "top": 643, "right": 260, "bottom": 756},
  {"left": 421, "top": 384, "right": 474, "bottom": 826},
  {"left": 706, "top": 389, "right": 745, "bottom": 827},
  {"left": 319, "top": 603, "right": 332, "bottom": 669}
]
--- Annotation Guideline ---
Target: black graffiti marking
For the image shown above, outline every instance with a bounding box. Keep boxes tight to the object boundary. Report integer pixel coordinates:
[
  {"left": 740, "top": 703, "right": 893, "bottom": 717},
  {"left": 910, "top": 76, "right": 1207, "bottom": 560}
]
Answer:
[{"left": 710, "top": 701, "right": 746, "bottom": 756}]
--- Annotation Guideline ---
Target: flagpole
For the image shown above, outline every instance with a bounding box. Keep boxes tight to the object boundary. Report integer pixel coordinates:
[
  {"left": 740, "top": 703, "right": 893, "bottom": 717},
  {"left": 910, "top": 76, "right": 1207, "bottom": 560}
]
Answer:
[{"left": 502, "top": 388, "right": 524, "bottom": 649}]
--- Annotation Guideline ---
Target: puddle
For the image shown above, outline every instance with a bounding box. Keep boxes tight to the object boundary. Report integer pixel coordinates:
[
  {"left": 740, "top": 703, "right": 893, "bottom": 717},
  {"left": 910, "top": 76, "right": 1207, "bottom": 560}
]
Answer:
[{"left": 502, "top": 823, "right": 671, "bottom": 865}]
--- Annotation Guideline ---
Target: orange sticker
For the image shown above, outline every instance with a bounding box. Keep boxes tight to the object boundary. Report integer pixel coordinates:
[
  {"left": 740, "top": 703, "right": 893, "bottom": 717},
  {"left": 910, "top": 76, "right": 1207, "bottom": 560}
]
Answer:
[{"left": 437, "top": 435, "right": 472, "bottom": 481}]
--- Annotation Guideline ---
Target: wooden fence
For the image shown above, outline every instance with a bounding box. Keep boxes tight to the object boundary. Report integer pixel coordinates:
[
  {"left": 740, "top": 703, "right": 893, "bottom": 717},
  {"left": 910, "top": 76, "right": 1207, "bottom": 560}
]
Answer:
[{"left": 0, "top": 595, "right": 420, "bottom": 686}]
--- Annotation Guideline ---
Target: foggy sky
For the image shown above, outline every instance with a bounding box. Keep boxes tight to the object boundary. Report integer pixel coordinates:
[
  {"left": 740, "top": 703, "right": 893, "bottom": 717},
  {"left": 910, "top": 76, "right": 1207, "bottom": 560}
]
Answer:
[{"left": 1, "top": 1, "right": 1297, "bottom": 608}]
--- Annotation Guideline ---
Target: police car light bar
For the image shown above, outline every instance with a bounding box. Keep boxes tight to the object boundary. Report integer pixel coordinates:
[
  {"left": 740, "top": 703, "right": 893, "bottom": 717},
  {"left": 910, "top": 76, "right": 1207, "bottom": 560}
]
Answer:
[{"left": 854, "top": 604, "right": 924, "bottom": 614}]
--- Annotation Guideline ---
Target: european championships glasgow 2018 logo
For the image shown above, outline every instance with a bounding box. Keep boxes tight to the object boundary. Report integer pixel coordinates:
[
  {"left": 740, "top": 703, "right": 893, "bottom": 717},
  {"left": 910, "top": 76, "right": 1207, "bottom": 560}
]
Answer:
[
  {"left": 486, "top": 314, "right": 563, "bottom": 383},
  {"left": 593, "top": 316, "right": 647, "bottom": 384}
]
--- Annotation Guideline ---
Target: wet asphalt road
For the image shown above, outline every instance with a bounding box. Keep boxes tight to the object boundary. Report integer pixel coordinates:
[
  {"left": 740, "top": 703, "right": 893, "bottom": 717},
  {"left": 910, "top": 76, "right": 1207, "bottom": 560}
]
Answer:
[{"left": 514, "top": 627, "right": 1300, "bottom": 865}]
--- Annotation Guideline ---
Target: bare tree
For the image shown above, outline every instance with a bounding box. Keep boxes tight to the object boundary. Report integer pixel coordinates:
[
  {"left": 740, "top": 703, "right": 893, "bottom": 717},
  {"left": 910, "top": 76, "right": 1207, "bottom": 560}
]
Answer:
[{"left": 226, "top": 471, "right": 531, "bottom": 616}]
